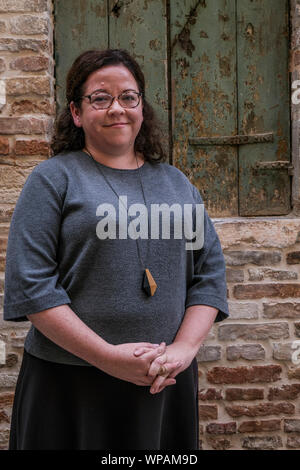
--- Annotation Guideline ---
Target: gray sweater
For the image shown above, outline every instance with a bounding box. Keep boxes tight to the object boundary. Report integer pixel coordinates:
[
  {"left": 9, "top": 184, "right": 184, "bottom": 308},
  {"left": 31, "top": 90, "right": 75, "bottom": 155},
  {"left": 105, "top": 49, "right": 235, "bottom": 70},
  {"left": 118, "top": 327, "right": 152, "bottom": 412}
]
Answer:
[{"left": 3, "top": 151, "right": 229, "bottom": 365}]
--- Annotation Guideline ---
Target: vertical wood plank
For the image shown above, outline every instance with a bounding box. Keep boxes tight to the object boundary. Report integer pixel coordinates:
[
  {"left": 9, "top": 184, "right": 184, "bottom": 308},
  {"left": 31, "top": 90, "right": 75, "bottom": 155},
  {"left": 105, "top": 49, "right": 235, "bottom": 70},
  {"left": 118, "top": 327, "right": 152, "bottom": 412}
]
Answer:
[
  {"left": 237, "top": 0, "right": 291, "bottom": 215},
  {"left": 108, "top": 0, "right": 169, "bottom": 151},
  {"left": 170, "top": 0, "right": 238, "bottom": 216},
  {"left": 54, "top": 0, "right": 108, "bottom": 112}
]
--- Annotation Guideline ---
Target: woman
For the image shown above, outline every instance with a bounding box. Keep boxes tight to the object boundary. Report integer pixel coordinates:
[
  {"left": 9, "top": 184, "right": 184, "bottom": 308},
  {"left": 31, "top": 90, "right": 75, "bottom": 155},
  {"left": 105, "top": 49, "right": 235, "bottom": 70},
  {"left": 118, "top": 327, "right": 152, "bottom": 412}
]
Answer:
[{"left": 3, "top": 49, "right": 229, "bottom": 450}]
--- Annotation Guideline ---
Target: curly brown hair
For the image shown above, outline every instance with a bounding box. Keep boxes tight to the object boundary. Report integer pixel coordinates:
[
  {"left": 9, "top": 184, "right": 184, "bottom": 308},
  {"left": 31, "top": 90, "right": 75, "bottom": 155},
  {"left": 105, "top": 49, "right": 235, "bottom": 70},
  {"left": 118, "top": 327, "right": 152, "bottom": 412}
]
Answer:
[{"left": 51, "top": 49, "right": 167, "bottom": 163}]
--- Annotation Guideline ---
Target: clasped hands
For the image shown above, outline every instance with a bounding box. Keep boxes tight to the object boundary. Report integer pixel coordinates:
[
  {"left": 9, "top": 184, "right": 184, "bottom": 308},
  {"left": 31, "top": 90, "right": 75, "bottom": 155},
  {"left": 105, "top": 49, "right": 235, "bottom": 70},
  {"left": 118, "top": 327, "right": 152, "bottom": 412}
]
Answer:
[
  {"left": 133, "top": 341, "right": 196, "bottom": 394},
  {"left": 108, "top": 340, "right": 197, "bottom": 394}
]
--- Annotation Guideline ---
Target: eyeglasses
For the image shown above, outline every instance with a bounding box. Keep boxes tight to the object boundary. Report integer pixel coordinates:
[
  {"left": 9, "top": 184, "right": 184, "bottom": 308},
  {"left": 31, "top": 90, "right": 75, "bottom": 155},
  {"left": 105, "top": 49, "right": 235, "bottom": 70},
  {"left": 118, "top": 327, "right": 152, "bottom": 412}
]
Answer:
[{"left": 81, "top": 90, "right": 142, "bottom": 110}]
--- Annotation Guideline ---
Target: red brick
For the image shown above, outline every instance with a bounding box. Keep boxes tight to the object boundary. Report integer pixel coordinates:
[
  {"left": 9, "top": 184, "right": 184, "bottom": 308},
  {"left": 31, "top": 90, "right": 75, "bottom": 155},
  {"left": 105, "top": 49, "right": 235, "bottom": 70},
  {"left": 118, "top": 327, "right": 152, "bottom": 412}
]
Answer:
[
  {"left": 0, "top": 410, "right": 9, "bottom": 423},
  {"left": 0, "top": 38, "right": 48, "bottom": 52},
  {"left": 198, "top": 388, "right": 223, "bottom": 401},
  {"left": 284, "top": 419, "right": 300, "bottom": 432},
  {"left": 234, "top": 283, "right": 300, "bottom": 299},
  {"left": 287, "top": 367, "right": 300, "bottom": 380},
  {"left": 287, "top": 436, "right": 300, "bottom": 448},
  {"left": 0, "top": 137, "right": 9, "bottom": 154},
  {"left": 268, "top": 384, "right": 300, "bottom": 400},
  {"left": 10, "top": 55, "right": 49, "bottom": 72},
  {"left": 0, "top": 237, "right": 7, "bottom": 259},
  {"left": 15, "top": 139, "right": 50, "bottom": 156},
  {"left": 198, "top": 405, "right": 218, "bottom": 420},
  {"left": 0, "top": 58, "right": 5, "bottom": 72},
  {"left": 0, "top": 392, "right": 14, "bottom": 407},
  {"left": 0, "top": 204, "right": 14, "bottom": 223},
  {"left": 11, "top": 98, "right": 54, "bottom": 115},
  {"left": 238, "top": 419, "right": 281, "bottom": 432},
  {"left": 207, "top": 365, "right": 282, "bottom": 384},
  {"left": 286, "top": 251, "right": 300, "bottom": 264},
  {"left": 206, "top": 422, "right": 236, "bottom": 434},
  {"left": 226, "top": 402, "right": 295, "bottom": 417},
  {"left": 207, "top": 437, "right": 232, "bottom": 450},
  {"left": 6, "top": 76, "right": 50, "bottom": 96},
  {"left": 225, "top": 388, "right": 264, "bottom": 401},
  {"left": 0, "top": 117, "right": 50, "bottom": 134},
  {"left": 293, "top": 50, "right": 300, "bottom": 67},
  {"left": 263, "top": 302, "right": 300, "bottom": 319}
]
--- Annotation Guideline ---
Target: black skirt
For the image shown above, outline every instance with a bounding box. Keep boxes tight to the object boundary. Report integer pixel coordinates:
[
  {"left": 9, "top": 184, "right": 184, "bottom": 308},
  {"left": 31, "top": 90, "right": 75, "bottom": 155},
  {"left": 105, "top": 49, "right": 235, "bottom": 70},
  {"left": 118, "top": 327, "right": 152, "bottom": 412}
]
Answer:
[{"left": 9, "top": 349, "right": 199, "bottom": 450}]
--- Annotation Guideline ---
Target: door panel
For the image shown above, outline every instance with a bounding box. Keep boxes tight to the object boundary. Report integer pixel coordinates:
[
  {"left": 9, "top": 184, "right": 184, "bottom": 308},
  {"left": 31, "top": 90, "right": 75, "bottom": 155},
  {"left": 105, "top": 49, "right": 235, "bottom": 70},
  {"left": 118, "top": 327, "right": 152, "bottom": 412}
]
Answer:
[
  {"left": 108, "top": 0, "right": 169, "bottom": 147},
  {"left": 54, "top": 0, "right": 108, "bottom": 111},
  {"left": 237, "top": 0, "right": 290, "bottom": 215},
  {"left": 170, "top": 0, "right": 238, "bottom": 216}
]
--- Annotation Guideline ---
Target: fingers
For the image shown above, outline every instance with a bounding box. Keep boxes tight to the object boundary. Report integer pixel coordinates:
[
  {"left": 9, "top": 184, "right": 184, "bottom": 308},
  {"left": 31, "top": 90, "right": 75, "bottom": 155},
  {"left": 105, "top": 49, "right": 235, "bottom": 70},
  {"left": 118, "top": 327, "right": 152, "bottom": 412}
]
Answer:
[
  {"left": 150, "top": 361, "right": 182, "bottom": 394},
  {"left": 141, "top": 342, "right": 160, "bottom": 349},
  {"left": 150, "top": 374, "right": 168, "bottom": 394},
  {"left": 155, "top": 377, "right": 176, "bottom": 392},
  {"left": 147, "top": 353, "right": 167, "bottom": 377},
  {"left": 134, "top": 342, "right": 166, "bottom": 358}
]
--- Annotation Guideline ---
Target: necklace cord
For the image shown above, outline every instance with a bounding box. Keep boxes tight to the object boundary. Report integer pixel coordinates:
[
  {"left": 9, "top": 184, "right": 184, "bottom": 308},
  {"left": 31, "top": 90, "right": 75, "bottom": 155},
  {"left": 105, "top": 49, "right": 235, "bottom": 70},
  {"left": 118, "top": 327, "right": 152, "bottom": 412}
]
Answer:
[{"left": 84, "top": 149, "right": 148, "bottom": 271}]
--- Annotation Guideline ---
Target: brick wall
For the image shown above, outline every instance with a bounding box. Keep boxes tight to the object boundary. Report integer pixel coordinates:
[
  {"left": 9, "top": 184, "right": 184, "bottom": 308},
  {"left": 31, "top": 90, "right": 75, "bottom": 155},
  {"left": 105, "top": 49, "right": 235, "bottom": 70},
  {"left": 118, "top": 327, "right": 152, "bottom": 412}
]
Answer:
[
  {"left": 197, "top": 219, "right": 300, "bottom": 449},
  {"left": 0, "top": 0, "right": 54, "bottom": 449},
  {"left": 0, "top": 0, "right": 300, "bottom": 451}
]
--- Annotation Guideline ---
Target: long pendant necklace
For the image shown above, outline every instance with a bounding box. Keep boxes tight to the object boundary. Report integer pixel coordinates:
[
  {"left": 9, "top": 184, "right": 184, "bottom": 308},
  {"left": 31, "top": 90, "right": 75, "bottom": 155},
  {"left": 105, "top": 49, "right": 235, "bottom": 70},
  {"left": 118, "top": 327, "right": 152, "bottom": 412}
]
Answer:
[{"left": 84, "top": 149, "right": 157, "bottom": 297}]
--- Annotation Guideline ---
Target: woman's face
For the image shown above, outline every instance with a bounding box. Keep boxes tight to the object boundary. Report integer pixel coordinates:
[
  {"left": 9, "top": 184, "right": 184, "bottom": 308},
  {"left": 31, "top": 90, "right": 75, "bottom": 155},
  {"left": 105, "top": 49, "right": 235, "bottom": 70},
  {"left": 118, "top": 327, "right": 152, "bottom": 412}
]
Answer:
[{"left": 70, "top": 64, "right": 144, "bottom": 156}]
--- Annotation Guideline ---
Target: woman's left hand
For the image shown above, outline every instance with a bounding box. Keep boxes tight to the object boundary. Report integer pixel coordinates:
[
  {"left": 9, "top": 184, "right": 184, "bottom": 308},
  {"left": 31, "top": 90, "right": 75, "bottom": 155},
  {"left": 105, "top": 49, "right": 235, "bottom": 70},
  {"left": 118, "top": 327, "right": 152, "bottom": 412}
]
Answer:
[{"left": 133, "top": 341, "right": 198, "bottom": 394}]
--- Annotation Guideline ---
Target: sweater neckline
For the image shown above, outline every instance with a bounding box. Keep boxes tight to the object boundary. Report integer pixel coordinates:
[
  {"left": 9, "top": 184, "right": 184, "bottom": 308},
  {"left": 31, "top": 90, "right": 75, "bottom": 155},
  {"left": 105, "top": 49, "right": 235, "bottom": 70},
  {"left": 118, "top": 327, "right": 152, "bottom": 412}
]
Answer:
[{"left": 81, "top": 150, "right": 149, "bottom": 173}]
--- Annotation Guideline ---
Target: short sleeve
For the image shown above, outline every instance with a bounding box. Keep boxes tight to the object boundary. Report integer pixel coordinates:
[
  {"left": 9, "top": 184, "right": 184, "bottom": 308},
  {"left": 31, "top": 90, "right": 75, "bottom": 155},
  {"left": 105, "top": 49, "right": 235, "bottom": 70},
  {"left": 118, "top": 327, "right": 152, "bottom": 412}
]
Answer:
[
  {"left": 185, "top": 185, "right": 229, "bottom": 322},
  {"left": 3, "top": 166, "right": 71, "bottom": 322}
]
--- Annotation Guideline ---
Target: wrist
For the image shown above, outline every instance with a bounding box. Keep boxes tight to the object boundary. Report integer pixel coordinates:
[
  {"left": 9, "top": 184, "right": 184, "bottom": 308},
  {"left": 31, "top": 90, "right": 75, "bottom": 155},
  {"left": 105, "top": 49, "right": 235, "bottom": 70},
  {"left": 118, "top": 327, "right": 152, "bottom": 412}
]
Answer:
[
  {"left": 172, "top": 339, "right": 200, "bottom": 357},
  {"left": 93, "top": 340, "right": 116, "bottom": 370}
]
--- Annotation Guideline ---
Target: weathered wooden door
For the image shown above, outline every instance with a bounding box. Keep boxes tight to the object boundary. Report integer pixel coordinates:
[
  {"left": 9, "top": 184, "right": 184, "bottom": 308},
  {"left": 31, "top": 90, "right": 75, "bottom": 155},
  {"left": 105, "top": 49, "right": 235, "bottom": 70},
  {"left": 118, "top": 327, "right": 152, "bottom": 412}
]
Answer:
[{"left": 54, "top": 0, "right": 291, "bottom": 217}]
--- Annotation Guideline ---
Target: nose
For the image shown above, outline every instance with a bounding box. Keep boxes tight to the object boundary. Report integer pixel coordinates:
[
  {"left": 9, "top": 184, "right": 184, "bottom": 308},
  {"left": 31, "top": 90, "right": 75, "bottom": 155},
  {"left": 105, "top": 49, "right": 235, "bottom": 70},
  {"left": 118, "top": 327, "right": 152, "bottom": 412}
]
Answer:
[{"left": 107, "top": 97, "right": 125, "bottom": 113}]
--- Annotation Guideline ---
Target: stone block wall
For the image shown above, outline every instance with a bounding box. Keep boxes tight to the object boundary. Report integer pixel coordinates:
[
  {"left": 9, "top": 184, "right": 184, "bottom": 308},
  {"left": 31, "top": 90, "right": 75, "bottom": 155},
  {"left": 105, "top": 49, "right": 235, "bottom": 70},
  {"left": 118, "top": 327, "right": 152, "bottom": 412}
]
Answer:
[
  {"left": 0, "top": 0, "right": 54, "bottom": 449},
  {"left": 0, "top": 0, "right": 300, "bottom": 451},
  {"left": 196, "top": 219, "right": 300, "bottom": 449}
]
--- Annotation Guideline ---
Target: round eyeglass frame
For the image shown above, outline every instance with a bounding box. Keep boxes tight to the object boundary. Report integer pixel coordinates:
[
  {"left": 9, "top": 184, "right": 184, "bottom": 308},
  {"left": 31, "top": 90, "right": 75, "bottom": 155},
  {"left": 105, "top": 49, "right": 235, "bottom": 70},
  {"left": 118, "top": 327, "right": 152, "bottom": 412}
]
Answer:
[{"left": 81, "top": 90, "right": 143, "bottom": 110}]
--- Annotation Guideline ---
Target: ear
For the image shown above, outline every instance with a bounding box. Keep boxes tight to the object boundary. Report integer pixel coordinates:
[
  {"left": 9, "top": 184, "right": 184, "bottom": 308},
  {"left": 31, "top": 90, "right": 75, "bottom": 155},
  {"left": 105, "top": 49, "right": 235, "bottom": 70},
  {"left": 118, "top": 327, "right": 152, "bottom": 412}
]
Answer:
[{"left": 70, "top": 101, "right": 82, "bottom": 128}]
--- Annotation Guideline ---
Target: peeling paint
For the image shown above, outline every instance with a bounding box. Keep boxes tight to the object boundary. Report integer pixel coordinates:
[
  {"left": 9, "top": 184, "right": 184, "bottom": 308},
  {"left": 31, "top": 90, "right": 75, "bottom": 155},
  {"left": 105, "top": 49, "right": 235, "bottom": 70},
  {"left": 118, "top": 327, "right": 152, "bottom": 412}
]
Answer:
[
  {"left": 172, "top": 0, "right": 206, "bottom": 56},
  {"left": 199, "top": 30, "right": 208, "bottom": 38},
  {"left": 111, "top": 0, "right": 124, "bottom": 18},
  {"left": 149, "top": 38, "right": 161, "bottom": 51},
  {"left": 218, "top": 55, "right": 231, "bottom": 77}
]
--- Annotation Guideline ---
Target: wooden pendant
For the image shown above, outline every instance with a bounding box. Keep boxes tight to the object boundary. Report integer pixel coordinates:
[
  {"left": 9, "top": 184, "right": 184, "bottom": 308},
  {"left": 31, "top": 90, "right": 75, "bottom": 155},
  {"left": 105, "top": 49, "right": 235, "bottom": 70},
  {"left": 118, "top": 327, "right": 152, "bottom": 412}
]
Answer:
[{"left": 142, "top": 268, "right": 157, "bottom": 296}]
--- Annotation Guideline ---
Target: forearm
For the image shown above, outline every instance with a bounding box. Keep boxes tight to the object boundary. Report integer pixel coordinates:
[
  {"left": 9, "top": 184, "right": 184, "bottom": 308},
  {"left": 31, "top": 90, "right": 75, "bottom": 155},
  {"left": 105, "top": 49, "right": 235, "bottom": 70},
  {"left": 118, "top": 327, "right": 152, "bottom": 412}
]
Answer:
[
  {"left": 173, "top": 305, "right": 218, "bottom": 352},
  {"left": 27, "top": 304, "right": 113, "bottom": 369}
]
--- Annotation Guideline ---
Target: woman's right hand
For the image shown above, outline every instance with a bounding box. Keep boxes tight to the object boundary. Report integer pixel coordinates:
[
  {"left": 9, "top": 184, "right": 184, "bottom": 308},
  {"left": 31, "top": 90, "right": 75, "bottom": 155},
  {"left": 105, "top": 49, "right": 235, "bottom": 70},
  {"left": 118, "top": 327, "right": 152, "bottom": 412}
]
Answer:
[{"left": 101, "top": 342, "right": 181, "bottom": 387}]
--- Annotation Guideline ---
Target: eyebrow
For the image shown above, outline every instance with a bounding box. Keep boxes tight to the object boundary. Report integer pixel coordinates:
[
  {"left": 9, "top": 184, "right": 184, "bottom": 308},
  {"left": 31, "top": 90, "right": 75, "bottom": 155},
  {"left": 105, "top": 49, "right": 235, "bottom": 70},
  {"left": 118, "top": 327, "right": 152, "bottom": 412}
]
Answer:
[{"left": 88, "top": 88, "right": 139, "bottom": 95}]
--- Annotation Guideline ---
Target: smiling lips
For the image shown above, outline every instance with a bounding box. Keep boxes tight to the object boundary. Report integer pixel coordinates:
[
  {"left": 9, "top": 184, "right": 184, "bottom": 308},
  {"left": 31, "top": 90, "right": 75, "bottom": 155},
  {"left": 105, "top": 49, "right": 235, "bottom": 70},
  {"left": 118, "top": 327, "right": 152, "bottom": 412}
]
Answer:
[{"left": 104, "top": 122, "right": 129, "bottom": 127}]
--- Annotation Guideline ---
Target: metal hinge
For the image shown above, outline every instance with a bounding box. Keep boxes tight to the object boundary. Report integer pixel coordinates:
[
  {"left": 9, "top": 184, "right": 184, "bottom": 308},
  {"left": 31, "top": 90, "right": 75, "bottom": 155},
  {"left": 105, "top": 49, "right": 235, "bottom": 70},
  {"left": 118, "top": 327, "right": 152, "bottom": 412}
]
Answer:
[
  {"left": 189, "top": 131, "right": 293, "bottom": 175},
  {"left": 254, "top": 161, "right": 294, "bottom": 175},
  {"left": 189, "top": 132, "right": 274, "bottom": 146}
]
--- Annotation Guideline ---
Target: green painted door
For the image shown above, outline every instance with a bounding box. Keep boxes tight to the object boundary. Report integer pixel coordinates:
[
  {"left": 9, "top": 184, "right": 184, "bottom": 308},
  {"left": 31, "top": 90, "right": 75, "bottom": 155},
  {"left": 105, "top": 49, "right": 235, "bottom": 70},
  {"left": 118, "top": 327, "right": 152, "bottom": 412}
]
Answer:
[{"left": 54, "top": 0, "right": 291, "bottom": 217}]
